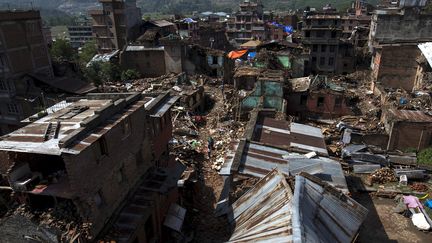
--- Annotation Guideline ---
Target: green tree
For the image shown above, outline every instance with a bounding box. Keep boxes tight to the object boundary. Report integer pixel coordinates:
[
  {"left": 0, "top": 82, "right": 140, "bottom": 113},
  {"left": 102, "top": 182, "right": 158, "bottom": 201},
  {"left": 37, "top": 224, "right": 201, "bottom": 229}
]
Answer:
[
  {"left": 121, "top": 69, "right": 141, "bottom": 81},
  {"left": 50, "top": 39, "right": 77, "bottom": 62},
  {"left": 100, "top": 62, "right": 121, "bottom": 82},
  {"left": 83, "top": 61, "right": 121, "bottom": 86},
  {"left": 79, "top": 41, "right": 98, "bottom": 65},
  {"left": 83, "top": 62, "right": 102, "bottom": 86}
]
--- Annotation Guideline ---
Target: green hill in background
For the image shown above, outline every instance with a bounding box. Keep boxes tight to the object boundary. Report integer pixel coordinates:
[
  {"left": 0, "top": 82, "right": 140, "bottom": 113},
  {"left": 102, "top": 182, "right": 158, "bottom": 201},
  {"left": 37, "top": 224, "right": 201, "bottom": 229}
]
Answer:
[{"left": 137, "top": 0, "right": 379, "bottom": 14}]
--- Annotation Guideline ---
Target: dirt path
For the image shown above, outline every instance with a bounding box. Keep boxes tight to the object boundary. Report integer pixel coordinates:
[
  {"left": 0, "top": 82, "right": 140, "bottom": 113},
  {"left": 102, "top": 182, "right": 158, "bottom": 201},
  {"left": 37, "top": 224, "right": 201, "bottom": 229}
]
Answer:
[{"left": 187, "top": 86, "right": 233, "bottom": 242}]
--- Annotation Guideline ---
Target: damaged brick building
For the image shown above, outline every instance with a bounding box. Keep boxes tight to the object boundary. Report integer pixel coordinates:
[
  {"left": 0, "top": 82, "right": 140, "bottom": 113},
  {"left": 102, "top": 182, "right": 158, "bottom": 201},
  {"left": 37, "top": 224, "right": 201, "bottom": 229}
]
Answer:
[
  {"left": 0, "top": 92, "right": 184, "bottom": 242},
  {"left": 369, "top": 1, "right": 432, "bottom": 92},
  {"left": 302, "top": 11, "right": 356, "bottom": 75}
]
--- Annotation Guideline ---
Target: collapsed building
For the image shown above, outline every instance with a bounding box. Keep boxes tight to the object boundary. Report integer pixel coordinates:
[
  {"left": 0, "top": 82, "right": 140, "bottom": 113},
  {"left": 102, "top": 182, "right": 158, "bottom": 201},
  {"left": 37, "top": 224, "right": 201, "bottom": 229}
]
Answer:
[
  {"left": 286, "top": 75, "right": 357, "bottom": 119},
  {"left": 216, "top": 108, "right": 351, "bottom": 220},
  {"left": 0, "top": 92, "right": 185, "bottom": 242},
  {"left": 369, "top": 1, "right": 432, "bottom": 92},
  {"left": 120, "top": 34, "right": 234, "bottom": 81},
  {"left": 239, "top": 70, "right": 286, "bottom": 113}
]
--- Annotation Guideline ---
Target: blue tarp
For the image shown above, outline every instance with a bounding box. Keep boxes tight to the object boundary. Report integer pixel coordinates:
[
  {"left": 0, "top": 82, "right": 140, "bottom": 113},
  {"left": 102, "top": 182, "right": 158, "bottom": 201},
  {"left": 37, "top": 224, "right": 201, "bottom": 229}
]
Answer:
[
  {"left": 269, "top": 22, "right": 294, "bottom": 34},
  {"left": 248, "top": 52, "right": 257, "bottom": 59},
  {"left": 284, "top": 26, "right": 294, "bottom": 34},
  {"left": 183, "top": 18, "right": 196, "bottom": 23}
]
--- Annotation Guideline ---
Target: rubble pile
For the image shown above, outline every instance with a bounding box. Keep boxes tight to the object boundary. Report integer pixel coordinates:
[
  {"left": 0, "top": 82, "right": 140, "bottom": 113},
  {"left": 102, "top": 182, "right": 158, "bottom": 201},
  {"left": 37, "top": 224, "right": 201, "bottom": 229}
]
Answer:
[
  {"left": 12, "top": 201, "right": 91, "bottom": 241},
  {"left": 368, "top": 168, "right": 398, "bottom": 184},
  {"left": 100, "top": 73, "right": 199, "bottom": 93},
  {"left": 384, "top": 89, "right": 432, "bottom": 111},
  {"left": 410, "top": 183, "right": 430, "bottom": 192}
]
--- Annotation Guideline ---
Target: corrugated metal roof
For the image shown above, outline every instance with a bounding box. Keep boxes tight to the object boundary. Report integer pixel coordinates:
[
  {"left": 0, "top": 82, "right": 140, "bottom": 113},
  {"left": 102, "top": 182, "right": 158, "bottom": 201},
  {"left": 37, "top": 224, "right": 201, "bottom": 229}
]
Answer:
[
  {"left": 227, "top": 169, "right": 293, "bottom": 243},
  {"left": 223, "top": 141, "right": 348, "bottom": 192},
  {"left": 252, "top": 118, "right": 328, "bottom": 156},
  {"left": 227, "top": 170, "right": 367, "bottom": 243},
  {"left": 387, "top": 109, "right": 432, "bottom": 123},
  {"left": 292, "top": 174, "right": 368, "bottom": 243}
]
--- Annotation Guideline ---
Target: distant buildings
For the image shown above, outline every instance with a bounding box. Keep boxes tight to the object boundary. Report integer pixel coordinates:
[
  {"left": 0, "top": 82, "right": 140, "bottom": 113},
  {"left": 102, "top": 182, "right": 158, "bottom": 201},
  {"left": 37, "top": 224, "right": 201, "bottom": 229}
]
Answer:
[
  {"left": 89, "top": 0, "right": 142, "bottom": 53},
  {"left": 67, "top": 15, "right": 93, "bottom": 49},
  {"left": 226, "top": 0, "right": 271, "bottom": 47}
]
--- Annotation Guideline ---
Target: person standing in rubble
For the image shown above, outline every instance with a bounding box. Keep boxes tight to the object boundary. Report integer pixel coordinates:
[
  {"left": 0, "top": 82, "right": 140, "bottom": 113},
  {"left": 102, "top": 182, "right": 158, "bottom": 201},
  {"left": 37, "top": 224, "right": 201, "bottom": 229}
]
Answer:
[
  {"left": 221, "top": 79, "right": 225, "bottom": 101},
  {"left": 207, "top": 136, "right": 214, "bottom": 158}
]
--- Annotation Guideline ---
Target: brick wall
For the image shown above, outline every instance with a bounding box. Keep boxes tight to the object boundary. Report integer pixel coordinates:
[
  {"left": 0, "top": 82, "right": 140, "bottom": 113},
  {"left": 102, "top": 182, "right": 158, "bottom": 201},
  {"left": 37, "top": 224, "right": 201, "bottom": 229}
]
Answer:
[
  {"left": 286, "top": 91, "right": 353, "bottom": 119},
  {"left": 387, "top": 121, "right": 432, "bottom": 151},
  {"left": 375, "top": 45, "right": 420, "bottom": 91},
  {"left": 62, "top": 104, "right": 153, "bottom": 237}
]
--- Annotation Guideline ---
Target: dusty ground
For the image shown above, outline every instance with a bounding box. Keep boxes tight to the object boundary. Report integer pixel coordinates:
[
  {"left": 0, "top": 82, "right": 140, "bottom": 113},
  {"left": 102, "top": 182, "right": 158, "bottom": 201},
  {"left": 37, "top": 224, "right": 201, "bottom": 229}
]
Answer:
[
  {"left": 354, "top": 193, "right": 432, "bottom": 243},
  {"left": 182, "top": 85, "right": 232, "bottom": 242}
]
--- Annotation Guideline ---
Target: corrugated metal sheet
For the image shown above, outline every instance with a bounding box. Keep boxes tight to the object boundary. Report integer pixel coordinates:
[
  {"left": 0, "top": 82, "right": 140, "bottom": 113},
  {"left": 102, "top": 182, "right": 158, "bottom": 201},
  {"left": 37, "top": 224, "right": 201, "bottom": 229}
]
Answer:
[
  {"left": 227, "top": 170, "right": 367, "bottom": 243},
  {"left": 290, "top": 123, "right": 323, "bottom": 138},
  {"left": 227, "top": 169, "right": 293, "bottom": 243},
  {"left": 353, "top": 164, "right": 382, "bottom": 174},
  {"left": 225, "top": 141, "right": 347, "bottom": 192},
  {"left": 292, "top": 175, "right": 369, "bottom": 243},
  {"left": 351, "top": 153, "right": 388, "bottom": 165},
  {"left": 253, "top": 118, "right": 328, "bottom": 156}
]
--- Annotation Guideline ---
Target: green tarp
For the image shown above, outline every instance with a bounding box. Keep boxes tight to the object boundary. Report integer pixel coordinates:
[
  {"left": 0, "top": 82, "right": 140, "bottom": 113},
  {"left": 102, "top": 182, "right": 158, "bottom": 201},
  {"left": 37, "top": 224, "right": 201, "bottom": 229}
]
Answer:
[{"left": 277, "top": 56, "right": 291, "bottom": 69}]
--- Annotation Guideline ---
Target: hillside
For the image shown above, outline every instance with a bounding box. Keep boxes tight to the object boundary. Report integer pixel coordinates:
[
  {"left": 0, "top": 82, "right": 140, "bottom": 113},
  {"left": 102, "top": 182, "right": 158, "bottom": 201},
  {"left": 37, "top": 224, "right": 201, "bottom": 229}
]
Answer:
[{"left": 137, "top": 0, "right": 380, "bottom": 14}]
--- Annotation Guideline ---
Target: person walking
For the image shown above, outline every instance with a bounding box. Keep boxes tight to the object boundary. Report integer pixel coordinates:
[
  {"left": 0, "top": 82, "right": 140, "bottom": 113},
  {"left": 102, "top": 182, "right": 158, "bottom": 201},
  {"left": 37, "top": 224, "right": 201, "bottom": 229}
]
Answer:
[{"left": 207, "top": 136, "right": 214, "bottom": 158}]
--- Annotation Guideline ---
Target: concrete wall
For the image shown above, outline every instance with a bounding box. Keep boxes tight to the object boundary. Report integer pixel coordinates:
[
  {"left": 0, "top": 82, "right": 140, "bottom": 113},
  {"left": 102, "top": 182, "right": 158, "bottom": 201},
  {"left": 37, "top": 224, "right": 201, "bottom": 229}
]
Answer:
[
  {"left": 121, "top": 49, "right": 166, "bottom": 77},
  {"left": 374, "top": 45, "right": 420, "bottom": 91},
  {"left": 371, "top": 10, "right": 432, "bottom": 44},
  {"left": 164, "top": 45, "right": 184, "bottom": 74}
]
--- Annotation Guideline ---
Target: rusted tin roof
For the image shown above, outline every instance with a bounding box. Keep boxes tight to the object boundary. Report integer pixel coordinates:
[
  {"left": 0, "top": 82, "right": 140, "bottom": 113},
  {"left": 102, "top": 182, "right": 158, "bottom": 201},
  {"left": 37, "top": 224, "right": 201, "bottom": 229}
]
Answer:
[
  {"left": 252, "top": 116, "right": 328, "bottom": 156},
  {"left": 387, "top": 109, "right": 432, "bottom": 123},
  {"left": 227, "top": 169, "right": 294, "bottom": 243},
  {"left": 220, "top": 140, "right": 348, "bottom": 192},
  {"left": 292, "top": 173, "right": 369, "bottom": 243},
  {"left": 227, "top": 170, "right": 366, "bottom": 243}
]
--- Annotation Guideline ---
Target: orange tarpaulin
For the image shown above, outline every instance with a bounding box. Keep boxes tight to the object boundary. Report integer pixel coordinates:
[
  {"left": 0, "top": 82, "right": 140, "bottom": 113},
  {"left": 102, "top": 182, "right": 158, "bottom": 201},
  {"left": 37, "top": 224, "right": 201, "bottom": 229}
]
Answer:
[{"left": 227, "top": 50, "right": 248, "bottom": 59}]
